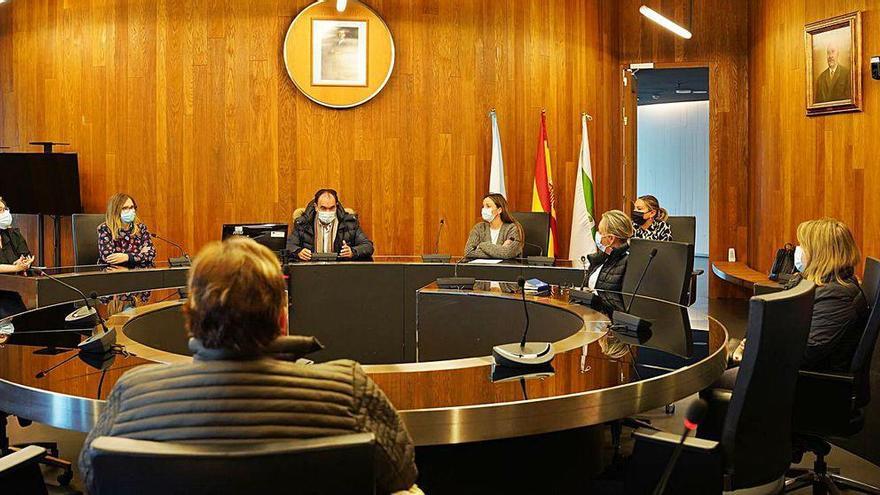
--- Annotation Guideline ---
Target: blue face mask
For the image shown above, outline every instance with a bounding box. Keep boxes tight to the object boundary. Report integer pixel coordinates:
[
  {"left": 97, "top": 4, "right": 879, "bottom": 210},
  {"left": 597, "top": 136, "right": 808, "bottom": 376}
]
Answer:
[
  {"left": 595, "top": 231, "right": 609, "bottom": 253},
  {"left": 121, "top": 210, "right": 136, "bottom": 224}
]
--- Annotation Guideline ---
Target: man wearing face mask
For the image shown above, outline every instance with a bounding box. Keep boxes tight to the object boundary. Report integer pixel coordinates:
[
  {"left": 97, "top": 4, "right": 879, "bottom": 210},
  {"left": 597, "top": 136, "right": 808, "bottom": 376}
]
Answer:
[
  {"left": 288, "top": 189, "right": 374, "bottom": 262},
  {"left": 0, "top": 197, "right": 35, "bottom": 317},
  {"left": 583, "top": 210, "right": 633, "bottom": 314}
]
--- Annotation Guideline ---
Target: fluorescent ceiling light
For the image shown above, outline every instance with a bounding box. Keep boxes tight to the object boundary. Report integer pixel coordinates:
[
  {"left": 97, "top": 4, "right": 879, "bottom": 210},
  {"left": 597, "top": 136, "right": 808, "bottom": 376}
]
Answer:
[
  {"left": 336, "top": 0, "right": 347, "bottom": 12},
  {"left": 639, "top": 5, "right": 693, "bottom": 39}
]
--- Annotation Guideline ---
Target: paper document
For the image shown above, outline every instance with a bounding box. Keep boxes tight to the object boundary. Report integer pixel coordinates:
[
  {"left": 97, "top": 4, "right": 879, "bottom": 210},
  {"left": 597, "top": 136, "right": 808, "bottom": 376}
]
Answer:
[{"left": 467, "top": 259, "right": 504, "bottom": 265}]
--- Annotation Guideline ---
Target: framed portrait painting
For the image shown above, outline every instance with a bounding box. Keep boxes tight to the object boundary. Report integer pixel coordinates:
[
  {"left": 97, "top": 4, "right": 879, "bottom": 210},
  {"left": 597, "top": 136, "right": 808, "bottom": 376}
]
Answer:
[
  {"left": 312, "top": 19, "right": 369, "bottom": 87},
  {"left": 804, "top": 11, "right": 862, "bottom": 116}
]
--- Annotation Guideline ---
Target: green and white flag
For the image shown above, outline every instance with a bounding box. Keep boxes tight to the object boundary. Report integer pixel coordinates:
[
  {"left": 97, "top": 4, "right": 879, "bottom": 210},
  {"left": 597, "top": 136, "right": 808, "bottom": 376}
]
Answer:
[
  {"left": 488, "top": 110, "right": 507, "bottom": 197},
  {"left": 569, "top": 113, "right": 597, "bottom": 262}
]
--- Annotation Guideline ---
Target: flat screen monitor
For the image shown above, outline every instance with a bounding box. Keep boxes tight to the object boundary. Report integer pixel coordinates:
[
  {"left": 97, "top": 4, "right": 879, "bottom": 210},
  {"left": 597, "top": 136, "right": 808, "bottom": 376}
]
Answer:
[
  {"left": 221, "top": 223, "right": 288, "bottom": 253},
  {"left": 0, "top": 153, "right": 82, "bottom": 215}
]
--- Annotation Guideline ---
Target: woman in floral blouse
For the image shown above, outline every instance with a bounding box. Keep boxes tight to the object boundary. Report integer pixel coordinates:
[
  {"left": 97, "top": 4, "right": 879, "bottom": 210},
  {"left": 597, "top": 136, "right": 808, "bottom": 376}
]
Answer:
[
  {"left": 631, "top": 194, "right": 673, "bottom": 242},
  {"left": 97, "top": 193, "right": 156, "bottom": 304}
]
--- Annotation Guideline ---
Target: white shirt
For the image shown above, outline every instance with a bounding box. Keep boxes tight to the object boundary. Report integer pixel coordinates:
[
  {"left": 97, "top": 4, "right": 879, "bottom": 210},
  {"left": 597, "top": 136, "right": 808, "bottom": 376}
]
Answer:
[
  {"left": 490, "top": 227, "right": 501, "bottom": 244},
  {"left": 322, "top": 223, "right": 333, "bottom": 252},
  {"left": 587, "top": 264, "right": 603, "bottom": 290}
]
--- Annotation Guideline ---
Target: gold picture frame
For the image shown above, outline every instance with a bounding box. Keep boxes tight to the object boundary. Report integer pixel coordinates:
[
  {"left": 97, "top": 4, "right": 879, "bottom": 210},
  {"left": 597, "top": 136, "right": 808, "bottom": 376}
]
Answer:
[{"left": 805, "top": 11, "right": 862, "bottom": 116}]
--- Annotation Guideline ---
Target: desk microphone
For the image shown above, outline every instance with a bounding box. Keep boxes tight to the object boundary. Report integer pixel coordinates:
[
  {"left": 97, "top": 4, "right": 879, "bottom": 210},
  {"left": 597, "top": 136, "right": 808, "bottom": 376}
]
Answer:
[
  {"left": 35, "top": 350, "right": 79, "bottom": 378},
  {"left": 422, "top": 218, "right": 451, "bottom": 263},
  {"left": 653, "top": 399, "right": 709, "bottom": 495},
  {"left": 570, "top": 255, "right": 598, "bottom": 307},
  {"left": 519, "top": 240, "right": 554, "bottom": 267},
  {"left": 610, "top": 248, "right": 658, "bottom": 335},
  {"left": 579, "top": 256, "right": 589, "bottom": 289},
  {"left": 492, "top": 276, "right": 554, "bottom": 367},
  {"left": 151, "top": 232, "right": 191, "bottom": 267},
  {"left": 35, "top": 269, "right": 116, "bottom": 354},
  {"left": 437, "top": 255, "right": 475, "bottom": 289}
]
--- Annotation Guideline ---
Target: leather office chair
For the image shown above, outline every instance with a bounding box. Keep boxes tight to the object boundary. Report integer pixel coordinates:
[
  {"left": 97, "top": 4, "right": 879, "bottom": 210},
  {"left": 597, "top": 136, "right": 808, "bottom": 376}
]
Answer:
[
  {"left": 785, "top": 256, "right": 880, "bottom": 494},
  {"left": 627, "top": 280, "right": 816, "bottom": 494},
  {"left": 72, "top": 213, "right": 106, "bottom": 265},
  {"left": 90, "top": 433, "right": 377, "bottom": 495},
  {"left": 510, "top": 212, "right": 550, "bottom": 257},
  {"left": 0, "top": 445, "right": 48, "bottom": 495},
  {"left": 665, "top": 215, "right": 703, "bottom": 306}
]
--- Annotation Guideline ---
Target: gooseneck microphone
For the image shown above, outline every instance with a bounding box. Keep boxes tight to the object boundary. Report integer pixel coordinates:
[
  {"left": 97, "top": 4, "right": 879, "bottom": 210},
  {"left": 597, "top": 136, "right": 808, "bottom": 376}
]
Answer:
[
  {"left": 652, "top": 399, "right": 709, "bottom": 495},
  {"left": 492, "top": 276, "right": 554, "bottom": 367},
  {"left": 434, "top": 219, "right": 445, "bottom": 254},
  {"left": 35, "top": 351, "right": 80, "bottom": 378},
  {"left": 422, "top": 218, "right": 452, "bottom": 263},
  {"left": 35, "top": 269, "right": 115, "bottom": 353},
  {"left": 151, "top": 232, "right": 191, "bottom": 267},
  {"left": 520, "top": 240, "right": 554, "bottom": 267},
  {"left": 609, "top": 247, "right": 658, "bottom": 336},
  {"left": 518, "top": 276, "right": 530, "bottom": 348},
  {"left": 436, "top": 255, "right": 476, "bottom": 289},
  {"left": 579, "top": 256, "right": 589, "bottom": 290}
]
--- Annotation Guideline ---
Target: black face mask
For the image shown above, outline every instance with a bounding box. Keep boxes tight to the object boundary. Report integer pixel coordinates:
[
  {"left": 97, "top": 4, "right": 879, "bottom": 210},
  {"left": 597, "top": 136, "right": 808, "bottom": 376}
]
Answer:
[{"left": 631, "top": 210, "right": 649, "bottom": 226}]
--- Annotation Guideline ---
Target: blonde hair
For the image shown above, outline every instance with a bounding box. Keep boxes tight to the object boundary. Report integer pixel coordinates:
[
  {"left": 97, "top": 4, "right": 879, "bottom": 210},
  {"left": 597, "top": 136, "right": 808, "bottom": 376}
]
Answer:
[
  {"left": 105, "top": 193, "right": 141, "bottom": 240},
  {"left": 599, "top": 210, "right": 635, "bottom": 241},
  {"left": 796, "top": 218, "right": 861, "bottom": 286},
  {"left": 184, "top": 237, "right": 286, "bottom": 352},
  {"left": 637, "top": 195, "right": 669, "bottom": 222}
]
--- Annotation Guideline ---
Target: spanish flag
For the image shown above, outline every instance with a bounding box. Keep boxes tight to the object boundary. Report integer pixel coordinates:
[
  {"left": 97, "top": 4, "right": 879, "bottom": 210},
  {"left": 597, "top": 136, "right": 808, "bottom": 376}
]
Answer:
[{"left": 531, "top": 110, "right": 559, "bottom": 257}]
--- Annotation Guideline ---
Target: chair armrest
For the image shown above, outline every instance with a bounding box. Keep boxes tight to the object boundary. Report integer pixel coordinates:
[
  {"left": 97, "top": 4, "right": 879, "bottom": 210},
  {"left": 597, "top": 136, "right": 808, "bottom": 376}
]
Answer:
[
  {"left": 627, "top": 429, "right": 723, "bottom": 494},
  {"left": 793, "top": 370, "right": 856, "bottom": 434},
  {"left": 0, "top": 445, "right": 46, "bottom": 474}
]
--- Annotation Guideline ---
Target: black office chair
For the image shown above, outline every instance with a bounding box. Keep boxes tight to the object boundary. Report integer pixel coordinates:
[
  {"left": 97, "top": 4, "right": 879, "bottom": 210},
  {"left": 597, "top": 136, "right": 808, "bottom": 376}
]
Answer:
[
  {"left": 90, "top": 433, "right": 377, "bottom": 495},
  {"left": 627, "top": 280, "right": 817, "bottom": 494},
  {"left": 785, "top": 256, "right": 880, "bottom": 494},
  {"left": 510, "top": 212, "right": 549, "bottom": 257},
  {"left": 666, "top": 215, "right": 703, "bottom": 306},
  {"left": 72, "top": 213, "right": 106, "bottom": 265},
  {"left": 0, "top": 445, "right": 48, "bottom": 495}
]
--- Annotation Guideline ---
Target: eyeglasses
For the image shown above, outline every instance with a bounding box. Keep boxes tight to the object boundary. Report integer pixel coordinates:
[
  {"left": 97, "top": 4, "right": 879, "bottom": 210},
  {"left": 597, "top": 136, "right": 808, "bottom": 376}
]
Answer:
[{"left": 121, "top": 206, "right": 137, "bottom": 213}]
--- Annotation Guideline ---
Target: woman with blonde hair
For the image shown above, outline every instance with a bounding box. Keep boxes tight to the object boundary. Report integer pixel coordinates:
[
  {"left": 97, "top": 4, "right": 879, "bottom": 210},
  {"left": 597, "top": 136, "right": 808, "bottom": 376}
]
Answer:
[
  {"left": 97, "top": 193, "right": 156, "bottom": 305},
  {"left": 631, "top": 194, "right": 673, "bottom": 241},
  {"left": 790, "top": 218, "right": 868, "bottom": 371},
  {"left": 583, "top": 210, "right": 634, "bottom": 314}
]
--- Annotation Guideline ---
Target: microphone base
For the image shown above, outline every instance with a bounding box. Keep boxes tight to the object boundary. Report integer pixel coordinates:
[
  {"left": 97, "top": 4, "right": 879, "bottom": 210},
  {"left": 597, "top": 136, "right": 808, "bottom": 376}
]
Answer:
[
  {"left": 421, "top": 254, "right": 452, "bottom": 263},
  {"left": 310, "top": 253, "right": 339, "bottom": 262},
  {"left": 65, "top": 306, "right": 100, "bottom": 329},
  {"left": 168, "top": 256, "right": 191, "bottom": 267},
  {"left": 78, "top": 328, "right": 117, "bottom": 354},
  {"left": 436, "top": 277, "right": 475, "bottom": 290},
  {"left": 611, "top": 311, "right": 653, "bottom": 337},
  {"left": 526, "top": 256, "right": 555, "bottom": 267},
  {"left": 490, "top": 362, "right": 555, "bottom": 382},
  {"left": 492, "top": 342, "right": 555, "bottom": 367},
  {"left": 569, "top": 289, "right": 596, "bottom": 306}
]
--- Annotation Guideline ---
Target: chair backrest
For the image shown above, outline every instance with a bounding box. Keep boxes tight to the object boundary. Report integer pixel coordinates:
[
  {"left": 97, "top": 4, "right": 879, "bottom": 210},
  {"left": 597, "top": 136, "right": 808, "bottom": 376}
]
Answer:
[
  {"left": 510, "top": 212, "right": 549, "bottom": 257},
  {"left": 851, "top": 257, "right": 880, "bottom": 404},
  {"left": 90, "top": 433, "right": 376, "bottom": 495},
  {"left": 72, "top": 213, "right": 106, "bottom": 265},
  {"left": 722, "top": 279, "right": 816, "bottom": 490},
  {"left": 666, "top": 216, "right": 696, "bottom": 246},
  {"left": 623, "top": 238, "right": 694, "bottom": 306},
  {"left": 862, "top": 256, "right": 880, "bottom": 314}
]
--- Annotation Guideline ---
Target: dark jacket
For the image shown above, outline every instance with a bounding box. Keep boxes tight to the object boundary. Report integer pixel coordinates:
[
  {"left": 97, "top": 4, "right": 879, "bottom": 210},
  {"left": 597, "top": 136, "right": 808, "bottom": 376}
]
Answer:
[
  {"left": 287, "top": 201, "right": 374, "bottom": 261},
  {"left": 787, "top": 271, "right": 869, "bottom": 372},
  {"left": 585, "top": 244, "right": 629, "bottom": 315},
  {"left": 0, "top": 228, "right": 30, "bottom": 318},
  {"left": 78, "top": 337, "right": 418, "bottom": 494}
]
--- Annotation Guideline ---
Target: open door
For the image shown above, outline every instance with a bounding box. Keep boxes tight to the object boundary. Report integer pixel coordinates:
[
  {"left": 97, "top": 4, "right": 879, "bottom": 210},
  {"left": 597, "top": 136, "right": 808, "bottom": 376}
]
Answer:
[{"left": 621, "top": 68, "right": 639, "bottom": 210}]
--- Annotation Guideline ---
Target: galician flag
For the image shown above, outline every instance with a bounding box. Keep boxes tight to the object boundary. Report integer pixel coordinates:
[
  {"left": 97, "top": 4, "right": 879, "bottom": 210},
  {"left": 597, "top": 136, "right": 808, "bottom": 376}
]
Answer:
[
  {"left": 531, "top": 110, "right": 559, "bottom": 257},
  {"left": 488, "top": 110, "right": 507, "bottom": 197},
  {"left": 569, "top": 113, "right": 598, "bottom": 261}
]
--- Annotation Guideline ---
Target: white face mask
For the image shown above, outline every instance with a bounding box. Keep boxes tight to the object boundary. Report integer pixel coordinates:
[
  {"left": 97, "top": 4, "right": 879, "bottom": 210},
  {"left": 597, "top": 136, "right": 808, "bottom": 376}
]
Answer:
[
  {"left": 794, "top": 245, "right": 807, "bottom": 273},
  {"left": 595, "top": 231, "right": 609, "bottom": 253},
  {"left": 121, "top": 209, "right": 136, "bottom": 224},
  {"left": 0, "top": 210, "right": 11, "bottom": 230},
  {"left": 317, "top": 210, "right": 337, "bottom": 225},
  {"left": 481, "top": 207, "right": 497, "bottom": 223}
]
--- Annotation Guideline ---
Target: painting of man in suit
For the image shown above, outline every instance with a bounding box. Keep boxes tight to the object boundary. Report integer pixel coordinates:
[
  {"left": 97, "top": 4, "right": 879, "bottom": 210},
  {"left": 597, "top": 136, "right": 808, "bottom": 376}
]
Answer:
[
  {"left": 805, "top": 12, "right": 861, "bottom": 115},
  {"left": 312, "top": 20, "right": 368, "bottom": 87}
]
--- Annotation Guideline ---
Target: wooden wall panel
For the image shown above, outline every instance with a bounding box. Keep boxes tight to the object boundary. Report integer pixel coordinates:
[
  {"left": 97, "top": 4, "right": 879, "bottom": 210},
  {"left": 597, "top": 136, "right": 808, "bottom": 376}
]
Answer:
[
  {"left": 618, "top": 0, "right": 750, "bottom": 298},
  {"left": 0, "top": 0, "right": 621, "bottom": 263},
  {"left": 749, "top": 0, "right": 879, "bottom": 275}
]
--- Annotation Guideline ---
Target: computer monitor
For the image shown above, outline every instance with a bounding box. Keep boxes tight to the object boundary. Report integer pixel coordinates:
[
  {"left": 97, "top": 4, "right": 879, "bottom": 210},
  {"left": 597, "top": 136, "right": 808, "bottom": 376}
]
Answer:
[{"left": 221, "top": 223, "right": 289, "bottom": 253}]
